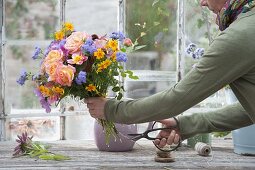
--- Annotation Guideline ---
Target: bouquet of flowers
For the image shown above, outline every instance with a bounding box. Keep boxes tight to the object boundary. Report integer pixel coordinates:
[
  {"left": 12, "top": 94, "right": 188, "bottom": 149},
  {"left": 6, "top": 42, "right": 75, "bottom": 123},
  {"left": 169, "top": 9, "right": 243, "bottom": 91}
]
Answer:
[{"left": 17, "top": 22, "right": 141, "bottom": 141}]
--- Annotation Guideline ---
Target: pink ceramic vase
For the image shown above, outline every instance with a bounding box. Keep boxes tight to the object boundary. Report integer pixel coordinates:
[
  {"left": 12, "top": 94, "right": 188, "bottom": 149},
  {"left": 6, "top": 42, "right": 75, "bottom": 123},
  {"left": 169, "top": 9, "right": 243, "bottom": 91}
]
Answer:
[{"left": 93, "top": 120, "right": 137, "bottom": 152}]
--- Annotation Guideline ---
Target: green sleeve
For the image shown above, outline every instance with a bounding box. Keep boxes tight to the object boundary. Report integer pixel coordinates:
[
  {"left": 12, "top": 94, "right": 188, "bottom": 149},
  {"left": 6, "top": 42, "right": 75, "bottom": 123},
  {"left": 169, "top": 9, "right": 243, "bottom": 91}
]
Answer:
[
  {"left": 104, "top": 15, "right": 255, "bottom": 124},
  {"left": 178, "top": 102, "right": 253, "bottom": 139}
]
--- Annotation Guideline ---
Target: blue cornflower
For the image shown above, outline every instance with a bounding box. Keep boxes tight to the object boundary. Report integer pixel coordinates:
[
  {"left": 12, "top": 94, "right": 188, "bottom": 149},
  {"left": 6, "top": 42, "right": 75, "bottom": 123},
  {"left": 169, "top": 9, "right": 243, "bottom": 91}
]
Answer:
[
  {"left": 16, "top": 69, "right": 28, "bottom": 86},
  {"left": 194, "top": 48, "right": 205, "bottom": 59},
  {"left": 82, "top": 44, "right": 97, "bottom": 55},
  {"left": 110, "top": 31, "right": 126, "bottom": 42},
  {"left": 32, "top": 74, "right": 40, "bottom": 81},
  {"left": 75, "top": 71, "right": 87, "bottom": 85},
  {"left": 185, "top": 43, "right": 197, "bottom": 55},
  {"left": 32, "top": 46, "right": 42, "bottom": 60},
  {"left": 116, "top": 52, "right": 127, "bottom": 62},
  {"left": 85, "top": 39, "right": 94, "bottom": 46}
]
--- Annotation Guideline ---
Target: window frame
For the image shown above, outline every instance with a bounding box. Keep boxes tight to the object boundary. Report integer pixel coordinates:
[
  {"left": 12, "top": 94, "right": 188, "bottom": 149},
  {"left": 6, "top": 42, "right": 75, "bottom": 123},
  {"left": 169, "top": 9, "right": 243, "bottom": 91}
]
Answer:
[{"left": 0, "top": 0, "right": 186, "bottom": 141}]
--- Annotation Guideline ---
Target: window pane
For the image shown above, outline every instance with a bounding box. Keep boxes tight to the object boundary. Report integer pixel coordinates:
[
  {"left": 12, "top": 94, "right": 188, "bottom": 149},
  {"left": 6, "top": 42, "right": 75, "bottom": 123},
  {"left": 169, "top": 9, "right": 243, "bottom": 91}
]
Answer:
[
  {"left": 65, "top": 0, "right": 118, "bottom": 35},
  {"left": 184, "top": 1, "right": 225, "bottom": 108},
  {"left": 8, "top": 117, "right": 60, "bottom": 141},
  {"left": 125, "top": 81, "right": 176, "bottom": 99},
  {"left": 5, "top": 0, "right": 59, "bottom": 40},
  {"left": 125, "top": 0, "right": 177, "bottom": 72},
  {"left": 5, "top": 44, "right": 58, "bottom": 111}
]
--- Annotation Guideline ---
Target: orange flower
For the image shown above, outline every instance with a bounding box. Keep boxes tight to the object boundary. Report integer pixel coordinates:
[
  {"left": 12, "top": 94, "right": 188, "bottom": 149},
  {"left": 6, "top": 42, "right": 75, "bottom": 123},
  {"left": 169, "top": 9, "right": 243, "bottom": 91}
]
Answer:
[
  {"left": 86, "top": 84, "right": 96, "bottom": 92},
  {"left": 52, "top": 86, "right": 64, "bottom": 95},
  {"left": 39, "top": 85, "right": 51, "bottom": 97}
]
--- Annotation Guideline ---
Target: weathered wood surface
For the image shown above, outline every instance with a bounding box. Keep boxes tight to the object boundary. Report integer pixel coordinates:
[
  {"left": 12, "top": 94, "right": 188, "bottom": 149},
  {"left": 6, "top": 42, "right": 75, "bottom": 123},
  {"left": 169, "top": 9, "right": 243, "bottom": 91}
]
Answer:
[{"left": 0, "top": 138, "right": 255, "bottom": 170}]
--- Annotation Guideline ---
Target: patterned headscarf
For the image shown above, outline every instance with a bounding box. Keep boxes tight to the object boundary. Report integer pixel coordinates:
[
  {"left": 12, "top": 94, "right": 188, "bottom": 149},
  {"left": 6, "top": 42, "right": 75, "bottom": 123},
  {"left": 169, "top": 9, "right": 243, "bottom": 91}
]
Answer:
[{"left": 217, "top": 0, "right": 255, "bottom": 31}]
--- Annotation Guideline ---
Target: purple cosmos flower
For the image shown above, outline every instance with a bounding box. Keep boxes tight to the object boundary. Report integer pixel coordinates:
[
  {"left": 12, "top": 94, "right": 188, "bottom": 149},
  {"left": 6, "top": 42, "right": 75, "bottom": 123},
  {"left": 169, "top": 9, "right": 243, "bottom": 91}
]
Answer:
[
  {"left": 16, "top": 69, "right": 28, "bottom": 86},
  {"left": 59, "top": 39, "right": 69, "bottom": 56},
  {"left": 116, "top": 52, "right": 127, "bottom": 62},
  {"left": 32, "top": 46, "right": 42, "bottom": 60},
  {"left": 75, "top": 71, "right": 87, "bottom": 85},
  {"left": 13, "top": 132, "right": 33, "bottom": 157},
  {"left": 110, "top": 31, "right": 126, "bottom": 42}
]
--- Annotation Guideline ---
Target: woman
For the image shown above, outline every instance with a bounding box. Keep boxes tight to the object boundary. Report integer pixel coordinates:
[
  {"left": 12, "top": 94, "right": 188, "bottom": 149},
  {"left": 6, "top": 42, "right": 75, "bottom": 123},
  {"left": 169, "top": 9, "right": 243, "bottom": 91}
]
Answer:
[{"left": 86, "top": 0, "right": 255, "bottom": 148}]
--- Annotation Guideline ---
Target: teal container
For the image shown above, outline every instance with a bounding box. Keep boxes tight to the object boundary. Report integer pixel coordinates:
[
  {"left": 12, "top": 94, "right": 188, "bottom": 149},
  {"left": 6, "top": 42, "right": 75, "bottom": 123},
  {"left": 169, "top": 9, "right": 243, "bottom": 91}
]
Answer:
[
  {"left": 232, "top": 125, "right": 255, "bottom": 155},
  {"left": 187, "top": 133, "right": 211, "bottom": 148}
]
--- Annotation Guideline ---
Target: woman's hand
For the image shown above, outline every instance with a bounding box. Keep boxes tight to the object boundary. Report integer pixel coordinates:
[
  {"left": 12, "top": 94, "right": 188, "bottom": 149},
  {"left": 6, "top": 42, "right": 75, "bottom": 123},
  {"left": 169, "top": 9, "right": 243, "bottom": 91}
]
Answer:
[
  {"left": 85, "top": 97, "right": 107, "bottom": 119},
  {"left": 154, "top": 118, "right": 181, "bottom": 148}
]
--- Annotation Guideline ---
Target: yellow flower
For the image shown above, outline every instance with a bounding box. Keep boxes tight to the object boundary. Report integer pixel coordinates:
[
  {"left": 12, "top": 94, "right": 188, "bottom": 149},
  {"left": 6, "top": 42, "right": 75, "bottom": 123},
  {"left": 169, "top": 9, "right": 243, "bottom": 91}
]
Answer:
[
  {"left": 52, "top": 86, "right": 64, "bottom": 95},
  {"left": 39, "top": 85, "right": 51, "bottom": 97},
  {"left": 110, "top": 52, "right": 117, "bottom": 61},
  {"left": 86, "top": 84, "right": 96, "bottom": 92},
  {"left": 96, "top": 59, "right": 112, "bottom": 72},
  {"left": 107, "top": 40, "right": 118, "bottom": 51},
  {"left": 55, "top": 31, "right": 64, "bottom": 40},
  {"left": 94, "top": 48, "right": 105, "bottom": 60},
  {"left": 64, "top": 22, "right": 74, "bottom": 31}
]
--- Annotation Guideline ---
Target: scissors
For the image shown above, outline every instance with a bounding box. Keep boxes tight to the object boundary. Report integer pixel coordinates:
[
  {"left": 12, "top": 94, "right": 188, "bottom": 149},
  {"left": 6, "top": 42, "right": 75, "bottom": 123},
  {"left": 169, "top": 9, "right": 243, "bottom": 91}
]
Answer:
[{"left": 128, "top": 121, "right": 181, "bottom": 152}]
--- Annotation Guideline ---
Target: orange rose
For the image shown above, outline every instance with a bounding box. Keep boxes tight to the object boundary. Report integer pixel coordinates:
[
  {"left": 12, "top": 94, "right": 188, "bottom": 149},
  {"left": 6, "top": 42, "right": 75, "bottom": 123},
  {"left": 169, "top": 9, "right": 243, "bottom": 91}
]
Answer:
[{"left": 44, "top": 50, "right": 64, "bottom": 64}]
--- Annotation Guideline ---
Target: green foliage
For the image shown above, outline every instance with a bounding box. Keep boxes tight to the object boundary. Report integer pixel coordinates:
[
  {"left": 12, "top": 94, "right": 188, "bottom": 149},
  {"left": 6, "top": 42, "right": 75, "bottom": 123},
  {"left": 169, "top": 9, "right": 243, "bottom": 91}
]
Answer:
[
  {"left": 126, "top": 0, "right": 176, "bottom": 52},
  {"left": 212, "top": 131, "right": 231, "bottom": 138}
]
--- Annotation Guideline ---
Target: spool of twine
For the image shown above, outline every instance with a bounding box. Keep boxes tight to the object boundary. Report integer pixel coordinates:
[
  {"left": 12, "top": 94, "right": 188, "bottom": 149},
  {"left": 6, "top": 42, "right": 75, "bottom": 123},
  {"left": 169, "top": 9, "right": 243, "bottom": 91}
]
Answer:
[{"left": 194, "top": 142, "right": 211, "bottom": 156}]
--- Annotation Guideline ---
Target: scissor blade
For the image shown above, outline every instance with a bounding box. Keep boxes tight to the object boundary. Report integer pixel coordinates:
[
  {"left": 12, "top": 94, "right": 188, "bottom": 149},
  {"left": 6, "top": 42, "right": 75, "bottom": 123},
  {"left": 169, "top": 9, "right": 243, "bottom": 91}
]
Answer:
[{"left": 127, "top": 134, "right": 143, "bottom": 141}]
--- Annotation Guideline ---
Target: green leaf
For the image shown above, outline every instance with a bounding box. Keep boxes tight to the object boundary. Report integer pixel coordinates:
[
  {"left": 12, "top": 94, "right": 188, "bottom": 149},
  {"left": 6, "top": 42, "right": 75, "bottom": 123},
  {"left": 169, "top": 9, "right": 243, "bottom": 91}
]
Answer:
[
  {"left": 120, "top": 48, "right": 126, "bottom": 52},
  {"left": 125, "top": 70, "right": 133, "bottom": 75},
  {"left": 152, "top": 0, "right": 160, "bottom": 6},
  {"left": 121, "top": 72, "right": 127, "bottom": 77},
  {"left": 129, "top": 75, "right": 139, "bottom": 80},
  {"left": 134, "top": 45, "right": 147, "bottom": 51},
  {"left": 53, "top": 154, "right": 71, "bottom": 161},
  {"left": 39, "top": 154, "right": 55, "bottom": 160},
  {"left": 39, "top": 154, "right": 70, "bottom": 161},
  {"left": 153, "top": 22, "right": 160, "bottom": 26},
  {"left": 117, "top": 93, "right": 123, "bottom": 100},
  {"left": 140, "top": 32, "right": 146, "bottom": 37},
  {"left": 112, "top": 87, "right": 120, "bottom": 92}
]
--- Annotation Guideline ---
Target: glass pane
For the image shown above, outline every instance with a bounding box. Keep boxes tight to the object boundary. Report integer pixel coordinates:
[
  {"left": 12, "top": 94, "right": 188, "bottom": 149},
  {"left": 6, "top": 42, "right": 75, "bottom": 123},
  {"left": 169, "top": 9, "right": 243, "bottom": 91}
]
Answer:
[
  {"left": 184, "top": 1, "right": 225, "bottom": 108},
  {"left": 125, "top": 81, "right": 176, "bottom": 99},
  {"left": 125, "top": 0, "right": 177, "bottom": 72},
  {"left": 5, "top": 44, "right": 59, "bottom": 111},
  {"left": 8, "top": 117, "right": 60, "bottom": 141},
  {"left": 184, "top": 0, "right": 218, "bottom": 74},
  {"left": 65, "top": 0, "right": 118, "bottom": 35},
  {"left": 5, "top": 0, "right": 59, "bottom": 40}
]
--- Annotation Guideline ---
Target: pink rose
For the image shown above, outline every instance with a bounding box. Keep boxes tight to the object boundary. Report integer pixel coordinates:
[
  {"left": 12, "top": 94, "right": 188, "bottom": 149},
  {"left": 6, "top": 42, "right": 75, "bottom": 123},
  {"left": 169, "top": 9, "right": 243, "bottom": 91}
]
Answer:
[
  {"left": 123, "top": 38, "right": 133, "bottom": 47},
  {"left": 55, "top": 65, "right": 76, "bottom": 86},
  {"left": 64, "top": 32, "right": 89, "bottom": 54}
]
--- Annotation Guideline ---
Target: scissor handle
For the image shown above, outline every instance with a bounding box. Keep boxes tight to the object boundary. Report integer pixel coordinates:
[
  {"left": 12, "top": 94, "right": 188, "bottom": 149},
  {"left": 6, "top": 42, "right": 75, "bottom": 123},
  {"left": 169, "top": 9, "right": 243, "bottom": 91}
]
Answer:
[{"left": 151, "top": 120, "right": 182, "bottom": 152}]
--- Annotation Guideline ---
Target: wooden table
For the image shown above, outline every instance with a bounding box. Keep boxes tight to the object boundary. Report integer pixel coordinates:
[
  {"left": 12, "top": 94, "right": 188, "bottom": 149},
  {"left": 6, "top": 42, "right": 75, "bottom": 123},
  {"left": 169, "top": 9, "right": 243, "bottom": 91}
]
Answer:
[{"left": 0, "top": 138, "right": 255, "bottom": 170}]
